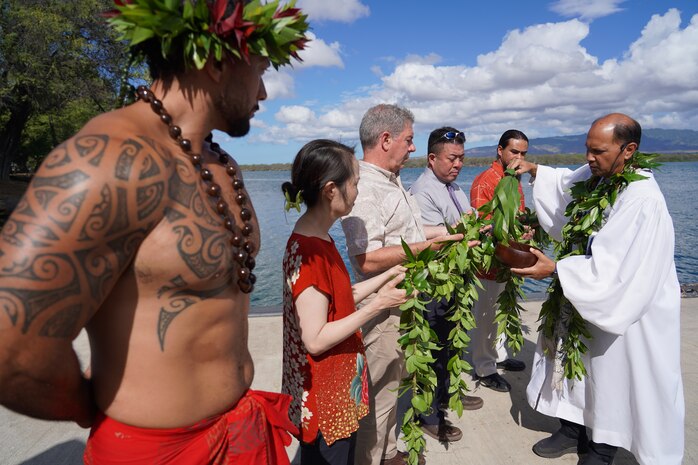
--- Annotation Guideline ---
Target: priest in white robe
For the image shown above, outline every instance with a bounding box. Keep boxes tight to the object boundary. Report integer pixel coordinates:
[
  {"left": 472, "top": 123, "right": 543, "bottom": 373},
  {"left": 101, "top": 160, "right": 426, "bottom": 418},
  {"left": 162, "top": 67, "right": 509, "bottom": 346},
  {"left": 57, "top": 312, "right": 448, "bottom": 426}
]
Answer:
[{"left": 509, "top": 113, "right": 684, "bottom": 465}]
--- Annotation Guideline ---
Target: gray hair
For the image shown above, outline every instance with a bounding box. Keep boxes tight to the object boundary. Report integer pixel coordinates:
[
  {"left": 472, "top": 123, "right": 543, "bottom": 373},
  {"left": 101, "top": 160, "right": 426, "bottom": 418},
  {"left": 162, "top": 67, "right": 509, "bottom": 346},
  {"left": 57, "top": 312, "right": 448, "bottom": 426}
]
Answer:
[{"left": 359, "top": 104, "right": 415, "bottom": 151}]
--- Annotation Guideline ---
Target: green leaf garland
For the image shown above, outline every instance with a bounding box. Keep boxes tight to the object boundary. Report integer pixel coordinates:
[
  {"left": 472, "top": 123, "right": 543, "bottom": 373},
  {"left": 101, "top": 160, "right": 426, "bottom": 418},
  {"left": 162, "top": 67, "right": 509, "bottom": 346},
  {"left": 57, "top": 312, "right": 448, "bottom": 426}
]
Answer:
[
  {"left": 106, "top": 0, "right": 310, "bottom": 70},
  {"left": 539, "top": 152, "right": 660, "bottom": 382},
  {"left": 397, "top": 169, "right": 541, "bottom": 464}
]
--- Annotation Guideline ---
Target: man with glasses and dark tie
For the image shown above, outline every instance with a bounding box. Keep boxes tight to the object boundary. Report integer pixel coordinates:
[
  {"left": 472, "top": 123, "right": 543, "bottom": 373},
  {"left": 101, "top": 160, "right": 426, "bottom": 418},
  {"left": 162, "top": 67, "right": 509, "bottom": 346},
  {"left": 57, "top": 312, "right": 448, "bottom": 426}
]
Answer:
[
  {"left": 468, "top": 130, "right": 530, "bottom": 393},
  {"left": 408, "top": 127, "right": 484, "bottom": 443}
]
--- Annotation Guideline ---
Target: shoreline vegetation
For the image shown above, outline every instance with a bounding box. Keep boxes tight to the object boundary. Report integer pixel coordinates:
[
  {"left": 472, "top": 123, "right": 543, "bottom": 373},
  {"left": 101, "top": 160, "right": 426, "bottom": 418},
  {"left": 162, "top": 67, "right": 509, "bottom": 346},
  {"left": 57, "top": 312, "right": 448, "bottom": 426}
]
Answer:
[{"left": 239, "top": 152, "right": 698, "bottom": 171}]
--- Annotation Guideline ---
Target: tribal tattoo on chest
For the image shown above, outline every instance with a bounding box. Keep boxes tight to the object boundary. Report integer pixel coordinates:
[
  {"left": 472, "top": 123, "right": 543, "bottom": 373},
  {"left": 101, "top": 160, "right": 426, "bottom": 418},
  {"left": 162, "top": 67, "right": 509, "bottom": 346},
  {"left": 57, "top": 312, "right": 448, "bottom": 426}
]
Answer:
[{"left": 0, "top": 133, "right": 243, "bottom": 347}]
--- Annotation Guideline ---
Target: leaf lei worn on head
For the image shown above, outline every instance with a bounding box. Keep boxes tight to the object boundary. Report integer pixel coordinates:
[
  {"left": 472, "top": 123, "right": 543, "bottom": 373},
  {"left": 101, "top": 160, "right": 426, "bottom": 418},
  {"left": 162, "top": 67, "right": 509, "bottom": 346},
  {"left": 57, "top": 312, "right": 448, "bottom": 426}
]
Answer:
[
  {"left": 539, "top": 151, "right": 661, "bottom": 382},
  {"left": 106, "top": 0, "right": 310, "bottom": 70}
]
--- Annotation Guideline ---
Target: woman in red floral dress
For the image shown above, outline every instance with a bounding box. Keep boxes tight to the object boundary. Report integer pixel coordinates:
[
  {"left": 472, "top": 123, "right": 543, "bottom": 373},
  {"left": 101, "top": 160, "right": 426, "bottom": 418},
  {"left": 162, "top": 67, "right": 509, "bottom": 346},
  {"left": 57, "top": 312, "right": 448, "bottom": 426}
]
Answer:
[{"left": 281, "top": 140, "right": 409, "bottom": 465}]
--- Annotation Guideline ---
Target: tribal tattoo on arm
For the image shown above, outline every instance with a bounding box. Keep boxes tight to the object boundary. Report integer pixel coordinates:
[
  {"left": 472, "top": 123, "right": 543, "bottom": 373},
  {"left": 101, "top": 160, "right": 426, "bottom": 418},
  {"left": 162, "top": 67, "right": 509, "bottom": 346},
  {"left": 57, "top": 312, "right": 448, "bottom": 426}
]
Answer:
[{"left": 0, "top": 134, "right": 173, "bottom": 339}]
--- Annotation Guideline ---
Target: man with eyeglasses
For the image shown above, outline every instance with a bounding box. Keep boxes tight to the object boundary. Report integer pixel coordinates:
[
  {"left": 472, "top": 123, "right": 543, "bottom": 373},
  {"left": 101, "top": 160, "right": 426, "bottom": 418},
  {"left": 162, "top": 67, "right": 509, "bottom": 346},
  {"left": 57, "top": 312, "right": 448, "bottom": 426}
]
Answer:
[
  {"left": 408, "top": 127, "right": 484, "bottom": 443},
  {"left": 468, "top": 130, "right": 530, "bottom": 394},
  {"left": 341, "top": 106, "right": 468, "bottom": 465}
]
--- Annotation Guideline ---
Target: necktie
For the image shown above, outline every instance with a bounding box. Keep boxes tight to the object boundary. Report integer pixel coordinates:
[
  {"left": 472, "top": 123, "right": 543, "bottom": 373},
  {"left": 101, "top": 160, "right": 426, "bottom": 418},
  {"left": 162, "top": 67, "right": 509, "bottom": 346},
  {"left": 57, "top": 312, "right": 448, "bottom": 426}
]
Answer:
[{"left": 446, "top": 183, "right": 464, "bottom": 214}]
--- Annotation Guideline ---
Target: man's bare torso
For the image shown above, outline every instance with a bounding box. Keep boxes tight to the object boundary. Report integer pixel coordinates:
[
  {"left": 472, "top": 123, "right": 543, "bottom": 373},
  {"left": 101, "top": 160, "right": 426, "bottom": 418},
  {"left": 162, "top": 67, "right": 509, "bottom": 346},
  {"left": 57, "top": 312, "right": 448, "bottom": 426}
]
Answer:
[{"left": 2, "top": 104, "right": 258, "bottom": 428}]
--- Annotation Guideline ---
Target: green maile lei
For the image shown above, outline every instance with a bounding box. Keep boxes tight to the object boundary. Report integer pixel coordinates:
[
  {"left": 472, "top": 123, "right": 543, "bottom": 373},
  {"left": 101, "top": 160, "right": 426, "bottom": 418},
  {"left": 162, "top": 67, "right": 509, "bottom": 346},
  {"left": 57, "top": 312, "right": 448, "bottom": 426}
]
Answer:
[
  {"left": 539, "top": 151, "right": 661, "bottom": 384},
  {"left": 106, "top": 0, "right": 310, "bottom": 70},
  {"left": 398, "top": 170, "right": 545, "bottom": 464}
]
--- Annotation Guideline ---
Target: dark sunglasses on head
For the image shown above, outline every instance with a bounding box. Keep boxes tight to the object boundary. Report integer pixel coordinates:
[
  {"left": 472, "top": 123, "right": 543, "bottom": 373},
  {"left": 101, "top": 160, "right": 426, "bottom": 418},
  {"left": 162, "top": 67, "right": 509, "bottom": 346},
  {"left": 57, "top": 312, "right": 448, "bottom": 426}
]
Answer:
[{"left": 439, "top": 131, "right": 466, "bottom": 143}]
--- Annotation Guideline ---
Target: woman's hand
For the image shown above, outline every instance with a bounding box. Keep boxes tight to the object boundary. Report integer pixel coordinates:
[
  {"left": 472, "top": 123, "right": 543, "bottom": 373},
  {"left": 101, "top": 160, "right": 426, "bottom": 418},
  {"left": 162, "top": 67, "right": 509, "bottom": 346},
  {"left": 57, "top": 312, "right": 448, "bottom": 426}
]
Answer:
[{"left": 374, "top": 272, "right": 411, "bottom": 309}]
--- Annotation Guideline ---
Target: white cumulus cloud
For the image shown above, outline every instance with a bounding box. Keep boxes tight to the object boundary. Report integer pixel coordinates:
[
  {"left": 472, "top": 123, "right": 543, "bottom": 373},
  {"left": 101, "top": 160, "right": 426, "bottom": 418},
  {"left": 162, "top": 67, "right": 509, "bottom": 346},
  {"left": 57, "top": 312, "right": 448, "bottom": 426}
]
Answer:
[
  {"left": 258, "top": 10, "right": 698, "bottom": 148},
  {"left": 550, "top": 0, "right": 626, "bottom": 21},
  {"left": 275, "top": 105, "right": 317, "bottom": 124},
  {"left": 263, "top": 70, "right": 296, "bottom": 100},
  {"left": 295, "top": 32, "right": 344, "bottom": 69},
  {"left": 297, "top": 0, "right": 369, "bottom": 23},
  {"left": 261, "top": 33, "right": 344, "bottom": 103}
]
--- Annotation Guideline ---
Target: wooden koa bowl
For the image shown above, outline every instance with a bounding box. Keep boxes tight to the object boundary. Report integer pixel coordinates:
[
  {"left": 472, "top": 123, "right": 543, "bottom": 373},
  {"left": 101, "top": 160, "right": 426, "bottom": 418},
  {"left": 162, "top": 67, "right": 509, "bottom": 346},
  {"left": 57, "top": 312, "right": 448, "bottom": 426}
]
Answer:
[{"left": 494, "top": 241, "right": 539, "bottom": 268}]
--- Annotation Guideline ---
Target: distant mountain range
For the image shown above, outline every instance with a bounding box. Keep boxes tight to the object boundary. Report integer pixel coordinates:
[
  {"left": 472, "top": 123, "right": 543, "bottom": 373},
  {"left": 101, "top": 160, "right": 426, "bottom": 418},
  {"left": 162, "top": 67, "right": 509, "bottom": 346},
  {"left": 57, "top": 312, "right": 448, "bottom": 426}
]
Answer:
[{"left": 465, "top": 128, "right": 698, "bottom": 157}]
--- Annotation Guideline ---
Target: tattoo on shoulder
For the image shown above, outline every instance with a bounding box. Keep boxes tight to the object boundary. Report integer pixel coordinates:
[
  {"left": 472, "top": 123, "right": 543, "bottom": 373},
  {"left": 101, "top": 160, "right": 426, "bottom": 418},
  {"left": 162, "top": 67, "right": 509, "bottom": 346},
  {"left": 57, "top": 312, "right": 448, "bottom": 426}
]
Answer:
[
  {"left": 114, "top": 139, "right": 143, "bottom": 181},
  {"left": 137, "top": 182, "right": 165, "bottom": 220},
  {"left": 32, "top": 170, "right": 90, "bottom": 190},
  {"left": 0, "top": 133, "right": 176, "bottom": 337},
  {"left": 78, "top": 185, "right": 113, "bottom": 242},
  {"left": 75, "top": 135, "right": 109, "bottom": 168}
]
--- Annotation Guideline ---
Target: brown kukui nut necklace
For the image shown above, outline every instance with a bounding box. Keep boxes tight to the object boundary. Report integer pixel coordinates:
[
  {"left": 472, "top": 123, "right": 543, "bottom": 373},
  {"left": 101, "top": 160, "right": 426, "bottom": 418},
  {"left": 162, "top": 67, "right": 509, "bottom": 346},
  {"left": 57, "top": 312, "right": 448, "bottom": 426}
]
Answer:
[{"left": 135, "top": 85, "right": 256, "bottom": 293}]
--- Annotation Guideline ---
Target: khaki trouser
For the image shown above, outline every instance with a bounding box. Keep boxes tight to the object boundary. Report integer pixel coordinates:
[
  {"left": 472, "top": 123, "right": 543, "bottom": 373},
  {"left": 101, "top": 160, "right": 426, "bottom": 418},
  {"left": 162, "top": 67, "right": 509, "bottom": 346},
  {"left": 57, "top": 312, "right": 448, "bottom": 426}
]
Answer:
[
  {"left": 355, "top": 309, "right": 405, "bottom": 465},
  {"left": 471, "top": 279, "right": 509, "bottom": 377}
]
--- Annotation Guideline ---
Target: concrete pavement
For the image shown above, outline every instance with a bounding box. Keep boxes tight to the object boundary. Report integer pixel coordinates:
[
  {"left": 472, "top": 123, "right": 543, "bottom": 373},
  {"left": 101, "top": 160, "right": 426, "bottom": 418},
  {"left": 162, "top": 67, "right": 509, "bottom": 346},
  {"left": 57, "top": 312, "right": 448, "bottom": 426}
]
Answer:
[{"left": 1, "top": 298, "right": 696, "bottom": 465}]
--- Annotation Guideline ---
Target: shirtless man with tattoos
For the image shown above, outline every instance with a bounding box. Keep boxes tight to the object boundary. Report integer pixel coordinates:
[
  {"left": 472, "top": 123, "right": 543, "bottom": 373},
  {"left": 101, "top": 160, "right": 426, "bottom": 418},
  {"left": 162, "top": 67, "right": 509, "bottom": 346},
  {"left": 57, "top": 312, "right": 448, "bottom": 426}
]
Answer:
[{"left": 0, "top": 2, "right": 309, "bottom": 463}]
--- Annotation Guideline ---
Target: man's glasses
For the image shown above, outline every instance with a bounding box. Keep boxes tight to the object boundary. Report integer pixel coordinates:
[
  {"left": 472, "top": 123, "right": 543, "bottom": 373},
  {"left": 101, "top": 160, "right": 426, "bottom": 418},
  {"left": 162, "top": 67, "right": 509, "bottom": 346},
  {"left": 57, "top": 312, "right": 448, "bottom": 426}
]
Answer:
[{"left": 438, "top": 131, "right": 466, "bottom": 143}]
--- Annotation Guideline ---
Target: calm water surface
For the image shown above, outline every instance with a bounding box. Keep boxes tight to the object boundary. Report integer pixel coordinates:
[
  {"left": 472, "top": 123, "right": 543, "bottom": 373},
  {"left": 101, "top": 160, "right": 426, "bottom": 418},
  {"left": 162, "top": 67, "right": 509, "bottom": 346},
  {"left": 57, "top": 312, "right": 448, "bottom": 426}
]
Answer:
[{"left": 246, "top": 161, "right": 698, "bottom": 308}]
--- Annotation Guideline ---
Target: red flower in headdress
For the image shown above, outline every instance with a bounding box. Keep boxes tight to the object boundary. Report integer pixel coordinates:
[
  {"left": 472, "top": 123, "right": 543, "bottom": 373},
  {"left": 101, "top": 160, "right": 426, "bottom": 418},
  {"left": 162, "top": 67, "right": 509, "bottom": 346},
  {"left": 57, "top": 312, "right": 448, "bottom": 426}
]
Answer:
[
  {"left": 273, "top": 7, "right": 301, "bottom": 19},
  {"left": 102, "top": 0, "right": 133, "bottom": 18},
  {"left": 289, "top": 38, "right": 308, "bottom": 61},
  {"left": 210, "top": 0, "right": 257, "bottom": 62}
]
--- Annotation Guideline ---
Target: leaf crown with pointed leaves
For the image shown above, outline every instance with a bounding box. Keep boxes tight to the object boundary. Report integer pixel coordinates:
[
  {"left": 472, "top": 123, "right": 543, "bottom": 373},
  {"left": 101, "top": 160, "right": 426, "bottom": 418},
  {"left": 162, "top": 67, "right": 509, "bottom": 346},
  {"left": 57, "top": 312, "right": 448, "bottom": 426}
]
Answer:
[{"left": 106, "top": 0, "right": 310, "bottom": 70}]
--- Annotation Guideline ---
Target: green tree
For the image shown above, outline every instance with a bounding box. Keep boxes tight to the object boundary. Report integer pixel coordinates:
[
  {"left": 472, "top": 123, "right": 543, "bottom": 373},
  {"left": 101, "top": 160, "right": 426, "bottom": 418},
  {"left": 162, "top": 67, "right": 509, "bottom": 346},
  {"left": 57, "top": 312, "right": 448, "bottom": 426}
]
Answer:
[{"left": 0, "top": 0, "right": 132, "bottom": 180}]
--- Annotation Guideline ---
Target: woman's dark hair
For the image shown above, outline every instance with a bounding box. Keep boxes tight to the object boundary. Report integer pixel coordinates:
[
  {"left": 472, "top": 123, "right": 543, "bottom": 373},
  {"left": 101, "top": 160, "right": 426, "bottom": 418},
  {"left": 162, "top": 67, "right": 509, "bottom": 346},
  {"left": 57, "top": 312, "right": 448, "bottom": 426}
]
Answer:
[
  {"left": 282, "top": 139, "right": 356, "bottom": 208},
  {"left": 498, "top": 129, "right": 529, "bottom": 149}
]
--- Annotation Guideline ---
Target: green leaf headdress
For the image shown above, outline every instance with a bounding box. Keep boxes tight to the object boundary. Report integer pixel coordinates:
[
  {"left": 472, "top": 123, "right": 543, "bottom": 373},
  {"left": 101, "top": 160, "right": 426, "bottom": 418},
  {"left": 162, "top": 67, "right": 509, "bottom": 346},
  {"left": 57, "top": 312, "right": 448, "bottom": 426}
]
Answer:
[{"left": 106, "top": 0, "right": 311, "bottom": 70}]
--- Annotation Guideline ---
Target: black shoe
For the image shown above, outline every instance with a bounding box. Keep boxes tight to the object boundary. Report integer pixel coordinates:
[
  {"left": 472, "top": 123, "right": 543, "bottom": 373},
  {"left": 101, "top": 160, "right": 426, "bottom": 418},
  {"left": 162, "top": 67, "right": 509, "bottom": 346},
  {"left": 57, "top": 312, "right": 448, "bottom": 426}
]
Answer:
[
  {"left": 578, "top": 453, "right": 615, "bottom": 465},
  {"left": 496, "top": 358, "right": 526, "bottom": 371},
  {"left": 532, "top": 429, "right": 588, "bottom": 458},
  {"left": 578, "top": 442, "right": 617, "bottom": 465},
  {"left": 477, "top": 372, "right": 511, "bottom": 392}
]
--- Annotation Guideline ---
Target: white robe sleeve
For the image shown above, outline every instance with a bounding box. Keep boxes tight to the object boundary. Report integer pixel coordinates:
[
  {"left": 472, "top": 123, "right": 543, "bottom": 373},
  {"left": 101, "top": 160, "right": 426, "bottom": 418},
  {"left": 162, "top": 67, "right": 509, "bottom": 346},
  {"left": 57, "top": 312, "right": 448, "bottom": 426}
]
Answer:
[
  {"left": 532, "top": 165, "right": 591, "bottom": 242},
  {"left": 557, "top": 185, "right": 676, "bottom": 336}
]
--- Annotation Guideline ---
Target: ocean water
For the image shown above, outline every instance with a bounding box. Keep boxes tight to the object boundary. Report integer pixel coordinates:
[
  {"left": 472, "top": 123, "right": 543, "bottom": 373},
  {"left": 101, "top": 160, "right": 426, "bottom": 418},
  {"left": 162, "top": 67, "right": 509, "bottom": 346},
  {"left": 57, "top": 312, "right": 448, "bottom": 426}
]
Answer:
[{"left": 246, "top": 161, "right": 698, "bottom": 308}]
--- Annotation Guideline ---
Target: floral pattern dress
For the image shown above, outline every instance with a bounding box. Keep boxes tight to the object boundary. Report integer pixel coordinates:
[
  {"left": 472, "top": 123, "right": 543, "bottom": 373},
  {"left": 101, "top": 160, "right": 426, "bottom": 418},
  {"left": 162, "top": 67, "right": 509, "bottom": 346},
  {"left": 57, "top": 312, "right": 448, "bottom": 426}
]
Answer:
[{"left": 281, "top": 233, "right": 369, "bottom": 446}]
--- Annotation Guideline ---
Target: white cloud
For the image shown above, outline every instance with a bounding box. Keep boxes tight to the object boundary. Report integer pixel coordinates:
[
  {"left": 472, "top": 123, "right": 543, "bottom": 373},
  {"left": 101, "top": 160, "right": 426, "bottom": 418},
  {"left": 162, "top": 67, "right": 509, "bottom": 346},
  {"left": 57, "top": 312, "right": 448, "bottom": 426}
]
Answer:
[
  {"left": 549, "top": 0, "right": 626, "bottom": 21},
  {"left": 297, "top": 0, "right": 369, "bottom": 23},
  {"left": 275, "top": 105, "right": 317, "bottom": 124},
  {"left": 295, "top": 32, "right": 344, "bottom": 69},
  {"left": 259, "top": 10, "right": 698, "bottom": 148},
  {"left": 263, "top": 70, "right": 296, "bottom": 100},
  {"left": 261, "top": 32, "right": 344, "bottom": 103}
]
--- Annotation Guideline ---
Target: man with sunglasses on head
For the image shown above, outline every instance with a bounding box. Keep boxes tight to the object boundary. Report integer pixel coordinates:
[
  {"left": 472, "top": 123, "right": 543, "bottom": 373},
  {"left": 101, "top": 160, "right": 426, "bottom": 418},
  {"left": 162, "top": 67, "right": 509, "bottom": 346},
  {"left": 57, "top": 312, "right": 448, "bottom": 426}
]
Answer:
[
  {"left": 408, "top": 127, "right": 484, "bottom": 443},
  {"left": 341, "top": 106, "right": 469, "bottom": 465},
  {"left": 509, "top": 113, "right": 683, "bottom": 465},
  {"left": 468, "top": 130, "right": 530, "bottom": 394}
]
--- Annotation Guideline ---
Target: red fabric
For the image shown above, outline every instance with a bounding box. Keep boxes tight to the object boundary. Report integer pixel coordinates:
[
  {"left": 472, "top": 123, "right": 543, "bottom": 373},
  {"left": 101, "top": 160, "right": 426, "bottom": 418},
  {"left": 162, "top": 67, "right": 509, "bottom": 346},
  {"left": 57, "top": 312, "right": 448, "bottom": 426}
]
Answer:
[
  {"left": 281, "top": 233, "right": 369, "bottom": 445},
  {"left": 83, "top": 390, "right": 298, "bottom": 465},
  {"left": 470, "top": 161, "right": 526, "bottom": 280}
]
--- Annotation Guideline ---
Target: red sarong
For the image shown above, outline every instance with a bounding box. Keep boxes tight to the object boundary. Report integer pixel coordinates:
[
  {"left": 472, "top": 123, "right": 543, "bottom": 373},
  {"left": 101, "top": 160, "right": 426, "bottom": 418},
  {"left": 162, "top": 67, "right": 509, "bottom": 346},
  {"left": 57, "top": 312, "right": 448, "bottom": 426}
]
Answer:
[{"left": 84, "top": 390, "right": 298, "bottom": 465}]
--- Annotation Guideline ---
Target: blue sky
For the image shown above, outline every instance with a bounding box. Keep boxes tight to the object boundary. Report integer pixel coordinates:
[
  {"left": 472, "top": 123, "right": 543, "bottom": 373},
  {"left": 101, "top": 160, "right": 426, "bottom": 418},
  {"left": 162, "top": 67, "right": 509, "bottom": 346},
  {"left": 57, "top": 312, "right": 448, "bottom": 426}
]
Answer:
[{"left": 219, "top": 0, "right": 698, "bottom": 164}]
